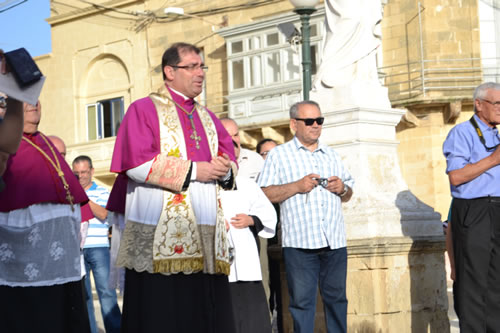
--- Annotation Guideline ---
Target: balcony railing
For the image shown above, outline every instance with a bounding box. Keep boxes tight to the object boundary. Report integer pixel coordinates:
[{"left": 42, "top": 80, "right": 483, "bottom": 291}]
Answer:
[{"left": 379, "top": 57, "right": 500, "bottom": 105}]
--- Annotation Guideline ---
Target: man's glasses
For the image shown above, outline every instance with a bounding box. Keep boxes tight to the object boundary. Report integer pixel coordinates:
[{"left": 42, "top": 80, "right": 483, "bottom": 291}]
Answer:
[
  {"left": 170, "top": 64, "right": 208, "bottom": 72},
  {"left": 481, "top": 99, "right": 500, "bottom": 108},
  {"left": 73, "top": 170, "right": 91, "bottom": 176},
  {"left": 294, "top": 117, "right": 325, "bottom": 126},
  {"left": 260, "top": 151, "right": 270, "bottom": 157}
]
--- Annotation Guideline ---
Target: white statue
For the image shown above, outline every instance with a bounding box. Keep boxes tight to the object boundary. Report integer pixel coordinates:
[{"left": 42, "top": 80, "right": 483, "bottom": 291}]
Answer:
[{"left": 311, "top": 0, "right": 390, "bottom": 109}]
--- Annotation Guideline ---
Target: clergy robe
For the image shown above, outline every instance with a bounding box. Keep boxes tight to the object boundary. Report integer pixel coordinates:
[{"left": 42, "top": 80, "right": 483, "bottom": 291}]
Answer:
[
  {"left": 221, "top": 175, "right": 277, "bottom": 333},
  {"left": 0, "top": 131, "right": 92, "bottom": 333},
  {"left": 110, "top": 86, "right": 237, "bottom": 333}
]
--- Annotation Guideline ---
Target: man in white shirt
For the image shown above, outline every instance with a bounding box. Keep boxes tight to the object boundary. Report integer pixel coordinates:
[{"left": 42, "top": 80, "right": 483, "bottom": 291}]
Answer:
[{"left": 259, "top": 101, "right": 354, "bottom": 333}]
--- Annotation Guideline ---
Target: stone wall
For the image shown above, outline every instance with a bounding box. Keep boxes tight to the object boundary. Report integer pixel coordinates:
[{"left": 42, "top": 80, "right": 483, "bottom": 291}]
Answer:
[
  {"left": 396, "top": 103, "right": 475, "bottom": 221},
  {"left": 381, "top": 0, "right": 481, "bottom": 219}
]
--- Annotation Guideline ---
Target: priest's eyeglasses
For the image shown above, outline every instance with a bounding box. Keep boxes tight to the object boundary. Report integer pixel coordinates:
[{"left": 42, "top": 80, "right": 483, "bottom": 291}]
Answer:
[
  {"left": 294, "top": 117, "right": 325, "bottom": 126},
  {"left": 171, "top": 64, "right": 209, "bottom": 72}
]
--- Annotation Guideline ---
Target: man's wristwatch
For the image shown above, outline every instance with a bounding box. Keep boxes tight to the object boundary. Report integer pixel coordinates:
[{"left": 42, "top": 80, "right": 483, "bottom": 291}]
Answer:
[{"left": 339, "top": 185, "right": 349, "bottom": 197}]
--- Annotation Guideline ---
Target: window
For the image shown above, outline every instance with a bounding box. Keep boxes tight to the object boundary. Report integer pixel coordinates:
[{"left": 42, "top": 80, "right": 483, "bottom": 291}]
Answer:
[
  {"left": 266, "top": 32, "right": 279, "bottom": 46},
  {"left": 231, "top": 60, "right": 245, "bottom": 89},
  {"left": 217, "top": 7, "right": 325, "bottom": 126},
  {"left": 225, "top": 20, "right": 323, "bottom": 92},
  {"left": 265, "top": 51, "right": 281, "bottom": 84},
  {"left": 283, "top": 48, "right": 300, "bottom": 81},
  {"left": 250, "top": 55, "right": 262, "bottom": 87},
  {"left": 86, "top": 97, "right": 124, "bottom": 141}
]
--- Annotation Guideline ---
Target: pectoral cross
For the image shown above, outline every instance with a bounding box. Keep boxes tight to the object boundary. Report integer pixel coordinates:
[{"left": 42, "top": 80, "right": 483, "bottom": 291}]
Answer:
[
  {"left": 64, "top": 184, "right": 75, "bottom": 212},
  {"left": 191, "top": 131, "right": 202, "bottom": 149},
  {"left": 187, "top": 114, "right": 201, "bottom": 150}
]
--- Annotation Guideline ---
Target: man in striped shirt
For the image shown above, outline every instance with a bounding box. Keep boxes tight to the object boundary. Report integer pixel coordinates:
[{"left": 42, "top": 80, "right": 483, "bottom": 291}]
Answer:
[
  {"left": 258, "top": 101, "right": 354, "bottom": 333},
  {"left": 73, "top": 155, "right": 121, "bottom": 333}
]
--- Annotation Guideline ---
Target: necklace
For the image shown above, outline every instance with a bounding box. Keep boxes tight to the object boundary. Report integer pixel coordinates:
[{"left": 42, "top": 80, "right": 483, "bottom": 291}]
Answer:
[
  {"left": 22, "top": 133, "right": 75, "bottom": 211},
  {"left": 170, "top": 99, "right": 202, "bottom": 150}
]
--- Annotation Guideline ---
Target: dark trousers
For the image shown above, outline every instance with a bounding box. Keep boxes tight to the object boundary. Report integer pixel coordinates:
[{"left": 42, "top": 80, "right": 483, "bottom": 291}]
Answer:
[
  {"left": 452, "top": 197, "right": 500, "bottom": 332},
  {"left": 269, "top": 254, "right": 283, "bottom": 333}
]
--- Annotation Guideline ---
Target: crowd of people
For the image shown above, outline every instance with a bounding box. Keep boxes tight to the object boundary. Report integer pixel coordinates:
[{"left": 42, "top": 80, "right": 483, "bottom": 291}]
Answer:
[{"left": 0, "top": 40, "right": 499, "bottom": 333}]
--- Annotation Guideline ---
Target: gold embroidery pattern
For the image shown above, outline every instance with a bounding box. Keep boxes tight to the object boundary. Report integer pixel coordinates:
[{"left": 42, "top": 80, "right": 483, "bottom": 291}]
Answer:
[
  {"left": 146, "top": 154, "right": 190, "bottom": 193},
  {"left": 148, "top": 88, "right": 230, "bottom": 274},
  {"left": 158, "top": 197, "right": 201, "bottom": 256},
  {"left": 197, "top": 104, "right": 218, "bottom": 153},
  {"left": 168, "top": 147, "right": 181, "bottom": 158},
  {"left": 197, "top": 103, "right": 230, "bottom": 273},
  {"left": 150, "top": 91, "right": 202, "bottom": 274}
]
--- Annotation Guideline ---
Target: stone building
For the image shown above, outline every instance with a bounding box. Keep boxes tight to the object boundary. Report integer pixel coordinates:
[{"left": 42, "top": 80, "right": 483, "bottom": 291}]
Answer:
[
  {"left": 383, "top": 0, "right": 499, "bottom": 218},
  {"left": 33, "top": 0, "right": 499, "bottom": 331}
]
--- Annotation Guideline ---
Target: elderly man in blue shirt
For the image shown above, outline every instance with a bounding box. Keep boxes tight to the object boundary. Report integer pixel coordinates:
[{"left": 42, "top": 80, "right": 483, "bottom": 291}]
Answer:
[
  {"left": 259, "top": 100, "right": 354, "bottom": 333},
  {"left": 443, "top": 81, "right": 500, "bottom": 332}
]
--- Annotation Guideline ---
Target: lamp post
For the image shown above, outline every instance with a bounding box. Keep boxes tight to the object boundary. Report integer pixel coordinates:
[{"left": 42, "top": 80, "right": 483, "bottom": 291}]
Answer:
[{"left": 289, "top": 0, "right": 319, "bottom": 101}]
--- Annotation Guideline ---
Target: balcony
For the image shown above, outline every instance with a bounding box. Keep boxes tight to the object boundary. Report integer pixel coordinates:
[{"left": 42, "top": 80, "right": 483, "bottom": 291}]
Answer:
[{"left": 380, "top": 57, "right": 500, "bottom": 107}]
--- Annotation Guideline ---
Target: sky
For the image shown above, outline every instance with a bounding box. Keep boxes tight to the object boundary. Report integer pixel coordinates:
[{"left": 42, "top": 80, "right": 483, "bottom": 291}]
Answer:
[{"left": 0, "top": 0, "right": 51, "bottom": 57}]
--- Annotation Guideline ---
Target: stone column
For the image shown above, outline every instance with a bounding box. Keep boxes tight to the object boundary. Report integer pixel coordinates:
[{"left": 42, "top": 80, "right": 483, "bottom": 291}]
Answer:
[{"left": 298, "top": 85, "right": 451, "bottom": 332}]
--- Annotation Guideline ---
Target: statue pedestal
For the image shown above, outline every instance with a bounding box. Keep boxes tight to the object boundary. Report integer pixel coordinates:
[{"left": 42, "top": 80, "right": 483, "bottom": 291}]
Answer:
[
  {"left": 280, "top": 99, "right": 450, "bottom": 332},
  {"left": 312, "top": 81, "right": 392, "bottom": 110},
  {"left": 320, "top": 106, "right": 443, "bottom": 239}
]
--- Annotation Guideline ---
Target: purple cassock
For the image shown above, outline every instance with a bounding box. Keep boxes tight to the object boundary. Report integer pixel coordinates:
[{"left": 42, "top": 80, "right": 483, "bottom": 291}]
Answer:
[
  {"left": 0, "top": 132, "right": 92, "bottom": 221},
  {"left": 106, "top": 86, "right": 236, "bottom": 214}
]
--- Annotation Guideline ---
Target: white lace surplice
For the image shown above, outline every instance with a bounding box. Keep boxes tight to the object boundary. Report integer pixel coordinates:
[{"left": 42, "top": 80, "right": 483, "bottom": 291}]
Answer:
[{"left": 0, "top": 203, "right": 82, "bottom": 287}]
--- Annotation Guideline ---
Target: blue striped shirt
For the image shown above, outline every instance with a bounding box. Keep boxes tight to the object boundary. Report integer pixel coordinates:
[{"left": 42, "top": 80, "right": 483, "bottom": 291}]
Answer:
[
  {"left": 258, "top": 137, "right": 354, "bottom": 250},
  {"left": 84, "top": 182, "right": 110, "bottom": 248}
]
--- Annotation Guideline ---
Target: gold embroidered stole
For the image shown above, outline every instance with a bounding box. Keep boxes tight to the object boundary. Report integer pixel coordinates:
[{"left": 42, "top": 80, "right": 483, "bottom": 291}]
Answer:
[{"left": 149, "top": 87, "right": 230, "bottom": 275}]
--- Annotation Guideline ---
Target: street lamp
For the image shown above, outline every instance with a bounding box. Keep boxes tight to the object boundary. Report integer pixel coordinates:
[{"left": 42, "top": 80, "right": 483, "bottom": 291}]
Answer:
[{"left": 289, "top": 0, "right": 319, "bottom": 101}]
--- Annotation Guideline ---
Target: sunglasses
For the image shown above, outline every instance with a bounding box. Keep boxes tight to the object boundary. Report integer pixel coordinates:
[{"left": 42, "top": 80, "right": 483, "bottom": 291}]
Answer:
[{"left": 294, "top": 117, "right": 325, "bottom": 126}]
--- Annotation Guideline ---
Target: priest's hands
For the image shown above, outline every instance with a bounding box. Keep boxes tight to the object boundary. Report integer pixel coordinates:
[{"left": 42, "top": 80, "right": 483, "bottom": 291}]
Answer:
[{"left": 195, "top": 153, "right": 231, "bottom": 182}]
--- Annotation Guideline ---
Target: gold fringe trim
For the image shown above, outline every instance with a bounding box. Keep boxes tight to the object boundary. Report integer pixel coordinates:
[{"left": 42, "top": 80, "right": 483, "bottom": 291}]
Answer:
[
  {"left": 153, "top": 259, "right": 231, "bottom": 276},
  {"left": 216, "top": 260, "right": 230, "bottom": 276},
  {"left": 153, "top": 258, "right": 204, "bottom": 274}
]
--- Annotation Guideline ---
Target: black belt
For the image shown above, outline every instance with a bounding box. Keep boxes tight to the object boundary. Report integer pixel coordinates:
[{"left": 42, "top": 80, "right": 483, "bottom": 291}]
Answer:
[{"left": 469, "top": 196, "right": 500, "bottom": 203}]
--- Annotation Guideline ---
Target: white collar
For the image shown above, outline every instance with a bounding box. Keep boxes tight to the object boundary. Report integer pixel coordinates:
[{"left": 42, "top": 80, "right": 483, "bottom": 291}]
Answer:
[{"left": 168, "top": 86, "right": 190, "bottom": 101}]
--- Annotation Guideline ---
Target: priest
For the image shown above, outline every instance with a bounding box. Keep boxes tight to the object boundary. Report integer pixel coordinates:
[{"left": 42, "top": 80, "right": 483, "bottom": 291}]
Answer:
[
  {"left": 110, "top": 42, "right": 238, "bottom": 333},
  {"left": 0, "top": 100, "right": 92, "bottom": 333}
]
